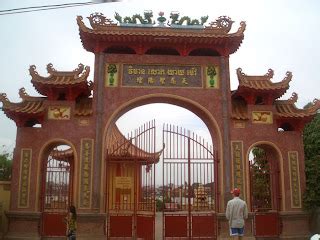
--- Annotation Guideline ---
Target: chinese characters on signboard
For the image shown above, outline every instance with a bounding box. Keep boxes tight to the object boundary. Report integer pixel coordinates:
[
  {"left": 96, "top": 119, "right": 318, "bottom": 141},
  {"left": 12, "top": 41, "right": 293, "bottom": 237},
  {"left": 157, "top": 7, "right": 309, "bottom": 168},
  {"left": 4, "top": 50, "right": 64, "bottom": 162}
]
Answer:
[
  {"left": 79, "top": 139, "right": 93, "bottom": 208},
  {"left": 288, "top": 151, "right": 301, "bottom": 208},
  {"left": 19, "top": 149, "right": 31, "bottom": 208},
  {"left": 123, "top": 64, "right": 202, "bottom": 87},
  {"left": 105, "top": 63, "right": 220, "bottom": 88},
  {"left": 231, "top": 141, "right": 244, "bottom": 193}
]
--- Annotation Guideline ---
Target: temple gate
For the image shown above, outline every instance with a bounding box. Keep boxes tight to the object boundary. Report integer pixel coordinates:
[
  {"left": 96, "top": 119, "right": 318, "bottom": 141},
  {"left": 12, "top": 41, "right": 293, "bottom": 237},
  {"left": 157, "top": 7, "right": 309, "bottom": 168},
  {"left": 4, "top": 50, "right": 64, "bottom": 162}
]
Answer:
[{"left": 0, "top": 10, "right": 319, "bottom": 240}]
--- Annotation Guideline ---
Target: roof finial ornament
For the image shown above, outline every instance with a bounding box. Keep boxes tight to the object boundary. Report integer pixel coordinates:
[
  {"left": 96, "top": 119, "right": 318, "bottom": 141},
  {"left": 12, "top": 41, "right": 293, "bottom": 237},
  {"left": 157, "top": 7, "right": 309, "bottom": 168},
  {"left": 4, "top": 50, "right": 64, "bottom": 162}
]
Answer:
[
  {"left": 0, "top": 93, "right": 10, "bottom": 108},
  {"left": 265, "top": 69, "right": 274, "bottom": 78},
  {"left": 19, "top": 88, "right": 29, "bottom": 99},
  {"left": 288, "top": 92, "right": 298, "bottom": 104},
  {"left": 157, "top": 11, "right": 166, "bottom": 27}
]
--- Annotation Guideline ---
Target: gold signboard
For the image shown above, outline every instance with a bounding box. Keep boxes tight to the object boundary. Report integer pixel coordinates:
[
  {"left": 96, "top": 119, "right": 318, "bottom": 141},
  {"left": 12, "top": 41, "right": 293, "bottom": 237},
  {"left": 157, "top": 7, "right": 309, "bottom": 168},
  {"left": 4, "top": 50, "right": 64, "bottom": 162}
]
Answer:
[
  {"left": 231, "top": 141, "right": 244, "bottom": 194},
  {"left": 48, "top": 106, "right": 71, "bottom": 120},
  {"left": 19, "top": 148, "right": 32, "bottom": 208},
  {"left": 252, "top": 111, "right": 273, "bottom": 124},
  {"left": 79, "top": 139, "right": 94, "bottom": 208},
  {"left": 115, "top": 177, "right": 133, "bottom": 189},
  {"left": 288, "top": 151, "right": 301, "bottom": 208},
  {"left": 121, "top": 64, "right": 203, "bottom": 88}
]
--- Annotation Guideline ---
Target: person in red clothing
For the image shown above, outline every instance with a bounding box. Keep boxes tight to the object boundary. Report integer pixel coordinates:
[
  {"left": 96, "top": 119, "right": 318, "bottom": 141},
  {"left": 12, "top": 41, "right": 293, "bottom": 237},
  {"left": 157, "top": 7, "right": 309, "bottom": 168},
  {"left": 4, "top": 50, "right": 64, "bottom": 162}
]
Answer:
[{"left": 226, "top": 188, "right": 248, "bottom": 239}]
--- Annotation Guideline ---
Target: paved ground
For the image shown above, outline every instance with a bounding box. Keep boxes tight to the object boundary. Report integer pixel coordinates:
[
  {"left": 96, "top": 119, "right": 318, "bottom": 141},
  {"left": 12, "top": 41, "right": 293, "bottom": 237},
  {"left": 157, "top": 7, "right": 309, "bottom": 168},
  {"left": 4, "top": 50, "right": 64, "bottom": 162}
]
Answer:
[{"left": 155, "top": 212, "right": 163, "bottom": 239}]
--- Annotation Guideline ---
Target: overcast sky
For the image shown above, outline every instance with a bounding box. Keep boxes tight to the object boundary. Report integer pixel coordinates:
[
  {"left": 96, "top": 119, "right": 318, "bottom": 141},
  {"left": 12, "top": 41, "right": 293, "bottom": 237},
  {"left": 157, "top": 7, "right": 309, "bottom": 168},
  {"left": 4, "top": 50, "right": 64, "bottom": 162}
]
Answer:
[{"left": 0, "top": 0, "right": 319, "bottom": 151}]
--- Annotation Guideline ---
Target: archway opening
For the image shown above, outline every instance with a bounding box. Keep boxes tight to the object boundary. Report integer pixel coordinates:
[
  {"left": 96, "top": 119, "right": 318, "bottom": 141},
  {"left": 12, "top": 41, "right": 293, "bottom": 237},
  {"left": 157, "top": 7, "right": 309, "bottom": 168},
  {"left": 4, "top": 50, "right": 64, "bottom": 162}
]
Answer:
[
  {"left": 106, "top": 103, "right": 217, "bottom": 239},
  {"left": 249, "top": 144, "right": 281, "bottom": 212},
  {"left": 41, "top": 143, "right": 74, "bottom": 237}
]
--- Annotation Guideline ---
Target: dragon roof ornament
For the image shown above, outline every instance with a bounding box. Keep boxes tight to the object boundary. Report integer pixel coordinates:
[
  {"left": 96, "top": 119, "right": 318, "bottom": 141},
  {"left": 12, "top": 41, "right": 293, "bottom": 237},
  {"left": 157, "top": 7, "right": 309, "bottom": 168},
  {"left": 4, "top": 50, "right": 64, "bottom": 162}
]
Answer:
[{"left": 81, "top": 11, "right": 243, "bottom": 32}]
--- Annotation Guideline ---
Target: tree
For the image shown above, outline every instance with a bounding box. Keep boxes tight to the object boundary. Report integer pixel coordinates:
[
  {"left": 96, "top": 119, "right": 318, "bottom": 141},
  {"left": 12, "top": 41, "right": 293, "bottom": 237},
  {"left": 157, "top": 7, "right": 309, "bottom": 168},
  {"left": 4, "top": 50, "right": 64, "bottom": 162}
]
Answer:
[
  {"left": 303, "top": 112, "right": 320, "bottom": 211},
  {"left": 0, "top": 146, "right": 13, "bottom": 181},
  {"left": 250, "top": 147, "right": 272, "bottom": 211}
]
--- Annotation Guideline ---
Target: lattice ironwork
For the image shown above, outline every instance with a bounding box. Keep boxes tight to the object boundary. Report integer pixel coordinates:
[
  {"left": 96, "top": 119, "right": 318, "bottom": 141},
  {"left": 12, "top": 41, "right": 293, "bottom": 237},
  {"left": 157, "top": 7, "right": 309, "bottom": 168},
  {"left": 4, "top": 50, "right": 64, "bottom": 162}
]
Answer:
[
  {"left": 162, "top": 124, "right": 217, "bottom": 239},
  {"left": 106, "top": 120, "right": 157, "bottom": 239},
  {"left": 43, "top": 147, "right": 72, "bottom": 212}
]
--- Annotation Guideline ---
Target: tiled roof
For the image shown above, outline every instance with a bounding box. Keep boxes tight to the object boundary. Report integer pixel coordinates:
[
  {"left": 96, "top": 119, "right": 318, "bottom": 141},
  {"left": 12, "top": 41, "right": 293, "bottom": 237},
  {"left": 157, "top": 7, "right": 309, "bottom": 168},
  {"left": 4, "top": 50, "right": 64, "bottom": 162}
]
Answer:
[
  {"left": 77, "top": 13, "right": 246, "bottom": 54},
  {"left": 275, "top": 93, "right": 320, "bottom": 118},
  {"left": 0, "top": 88, "right": 45, "bottom": 116},
  {"left": 231, "top": 97, "right": 248, "bottom": 120},
  {"left": 30, "top": 63, "right": 90, "bottom": 86},
  {"left": 74, "top": 98, "right": 93, "bottom": 116},
  {"left": 236, "top": 68, "right": 292, "bottom": 91},
  {"left": 106, "top": 124, "right": 162, "bottom": 162}
]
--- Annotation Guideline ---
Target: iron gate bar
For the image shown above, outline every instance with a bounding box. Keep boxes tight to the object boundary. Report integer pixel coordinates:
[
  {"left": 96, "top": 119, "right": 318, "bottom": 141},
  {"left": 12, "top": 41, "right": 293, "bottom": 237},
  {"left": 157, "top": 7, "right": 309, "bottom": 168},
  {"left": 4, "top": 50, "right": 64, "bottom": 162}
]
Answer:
[
  {"left": 162, "top": 123, "right": 216, "bottom": 239},
  {"left": 106, "top": 120, "right": 157, "bottom": 239}
]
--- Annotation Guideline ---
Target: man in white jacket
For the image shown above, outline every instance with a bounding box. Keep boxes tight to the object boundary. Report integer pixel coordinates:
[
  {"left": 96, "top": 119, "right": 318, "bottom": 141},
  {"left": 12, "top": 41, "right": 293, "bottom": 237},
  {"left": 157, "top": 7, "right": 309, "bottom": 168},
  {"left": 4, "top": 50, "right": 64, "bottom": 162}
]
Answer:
[{"left": 226, "top": 188, "right": 248, "bottom": 239}]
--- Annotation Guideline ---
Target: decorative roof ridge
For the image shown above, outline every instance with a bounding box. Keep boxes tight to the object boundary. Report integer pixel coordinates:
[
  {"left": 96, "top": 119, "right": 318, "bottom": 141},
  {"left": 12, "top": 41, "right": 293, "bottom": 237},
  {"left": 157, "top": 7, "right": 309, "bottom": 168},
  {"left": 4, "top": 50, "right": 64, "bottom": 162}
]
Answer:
[
  {"left": 306, "top": 98, "right": 320, "bottom": 114},
  {"left": 0, "top": 93, "right": 10, "bottom": 108},
  {"left": 275, "top": 92, "right": 298, "bottom": 105},
  {"left": 29, "top": 63, "right": 90, "bottom": 83},
  {"left": 0, "top": 91, "right": 44, "bottom": 113},
  {"left": 18, "top": 87, "right": 46, "bottom": 101},
  {"left": 77, "top": 12, "right": 245, "bottom": 36},
  {"left": 275, "top": 94, "right": 320, "bottom": 117},
  {"left": 237, "top": 68, "right": 274, "bottom": 83},
  {"left": 237, "top": 68, "right": 292, "bottom": 88}
]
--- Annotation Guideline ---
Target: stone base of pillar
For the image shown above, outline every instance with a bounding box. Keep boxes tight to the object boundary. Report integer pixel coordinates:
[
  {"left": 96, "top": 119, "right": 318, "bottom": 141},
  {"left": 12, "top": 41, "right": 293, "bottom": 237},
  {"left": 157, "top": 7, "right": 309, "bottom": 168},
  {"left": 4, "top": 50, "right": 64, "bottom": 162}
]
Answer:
[{"left": 4, "top": 211, "right": 41, "bottom": 240}]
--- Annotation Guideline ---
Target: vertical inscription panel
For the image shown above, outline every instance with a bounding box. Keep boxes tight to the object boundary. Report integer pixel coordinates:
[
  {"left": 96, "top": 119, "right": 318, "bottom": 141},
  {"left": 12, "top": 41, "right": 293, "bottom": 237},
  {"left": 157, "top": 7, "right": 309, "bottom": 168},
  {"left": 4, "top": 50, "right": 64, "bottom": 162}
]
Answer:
[
  {"left": 231, "top": 141, "right": 244, "bottom": 194},
  {"left": 79, "top": 139, "right": 94, "bottom": 208},
  {"left": 18, "top": 148, "right": 32, "bottom": 208},
  {"left": 288, "top": 151, "right": 301, "bottom": 208}
]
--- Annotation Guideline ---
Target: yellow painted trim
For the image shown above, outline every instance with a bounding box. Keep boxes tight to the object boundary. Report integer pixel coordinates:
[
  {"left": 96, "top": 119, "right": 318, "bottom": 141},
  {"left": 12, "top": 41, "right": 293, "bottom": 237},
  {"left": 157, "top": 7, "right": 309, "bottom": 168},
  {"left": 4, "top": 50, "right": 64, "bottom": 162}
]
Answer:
[
  {"left": 18, "top": 148, "right": 32, "bottom": 208},
  {"left": 288, "top": 151, "right": 302, "bottom": 208},
  {"left": 36, "top": 139, "right": 79, "bottom": 211},
  {"left": 245, "top": 141, "right": 285, "bottom": 212},
  {"left": 99, "top": 93, "right": 224, "bottom": 212},
  {"left": 78, "top": 138, "right": 94, "bottom": 209},
  {"left": 230, "top": 141, "right": 246, "bottom": 201}
]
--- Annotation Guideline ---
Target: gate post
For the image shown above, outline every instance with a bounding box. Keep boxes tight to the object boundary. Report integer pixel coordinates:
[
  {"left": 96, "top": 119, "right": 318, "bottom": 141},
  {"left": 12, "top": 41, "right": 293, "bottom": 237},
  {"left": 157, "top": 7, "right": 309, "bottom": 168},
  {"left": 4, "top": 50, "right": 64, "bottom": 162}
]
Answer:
[
  {"left": 93, "top": 52, "right": 105, "bottom": 209},
  {"left": 220, "top": 56, "right": 232, "bottom": 209}
]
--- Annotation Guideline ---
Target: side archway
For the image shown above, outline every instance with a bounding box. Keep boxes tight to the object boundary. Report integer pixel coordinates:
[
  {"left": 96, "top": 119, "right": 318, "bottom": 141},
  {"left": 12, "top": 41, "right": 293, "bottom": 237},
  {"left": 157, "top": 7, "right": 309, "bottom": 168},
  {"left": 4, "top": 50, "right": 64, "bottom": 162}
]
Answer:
[
  {"left": 246, "top": 141, "right": 285, "bottom": 212},
  {"left": 36, "top": 139, "right": 78, "bottom": 237}
]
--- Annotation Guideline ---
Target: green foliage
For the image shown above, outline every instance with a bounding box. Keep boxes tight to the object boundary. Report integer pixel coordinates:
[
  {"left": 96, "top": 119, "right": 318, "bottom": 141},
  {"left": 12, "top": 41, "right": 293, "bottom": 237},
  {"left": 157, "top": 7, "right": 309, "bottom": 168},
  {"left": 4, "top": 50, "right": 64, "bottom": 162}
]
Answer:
[
  {"left": 0, "top": 147, "right": 13, "bottom": 181},
  {"left": 156, "top": 198, "right": 164, "bottom": 212},
  {"left": 107, "top": 64, "right": 117, "bottom": 74},
  {"left": 250, "top": 147, "right": 272, "bottom": 210},
  {"left": 303, "top": 113, "right": 320, "bottom": 210},
  {"left": 206, "top": 66, "right": 216, "bottom": 79}
]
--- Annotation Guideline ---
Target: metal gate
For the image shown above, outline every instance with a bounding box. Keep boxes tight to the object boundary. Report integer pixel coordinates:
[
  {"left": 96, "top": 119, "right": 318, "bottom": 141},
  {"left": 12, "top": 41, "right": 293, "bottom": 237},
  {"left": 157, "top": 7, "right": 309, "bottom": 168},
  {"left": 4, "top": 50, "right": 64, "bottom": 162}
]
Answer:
[
  {"left": 106, "top": 120, "right": 158, "bottom": 239},
  {"left": 250, "top": 147, "right": 281, "bottom": 237},
  {"left": 162, "top": 124, "right": 217, "bottom": 239},
  {"left": 41, "top": 147, "right": 73, "bottom": 237}
]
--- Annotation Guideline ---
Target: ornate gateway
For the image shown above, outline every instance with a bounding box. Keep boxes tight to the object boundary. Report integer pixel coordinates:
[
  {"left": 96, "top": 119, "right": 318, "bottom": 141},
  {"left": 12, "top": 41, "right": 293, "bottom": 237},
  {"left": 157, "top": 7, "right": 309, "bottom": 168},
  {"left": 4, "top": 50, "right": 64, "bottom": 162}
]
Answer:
[{"left": 1, "top": 10, "right": 320, "bottom": 240}]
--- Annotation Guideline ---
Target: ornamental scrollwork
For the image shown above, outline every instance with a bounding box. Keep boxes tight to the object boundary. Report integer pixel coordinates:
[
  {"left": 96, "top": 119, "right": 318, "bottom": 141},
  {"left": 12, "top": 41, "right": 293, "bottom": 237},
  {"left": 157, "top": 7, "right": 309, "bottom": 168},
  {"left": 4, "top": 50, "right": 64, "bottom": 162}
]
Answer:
[
  {"left": 206, "top": 16, "right": 234, "bottom": 33},
  {"left": 19, "top": 88, "right": 29, "bottom": 99},
  {"left": 47, "top": 63, "right": 57, "bottom": 74},
  {"left": 265, "top": 69, "right": 274, "bottom": 78},
  {"left": 88, "top": 12, "right": 117, "bottom": 29},
  {"left": 29, "top": 65, "right": 39, "bottom": 77},
  {"left": 288, "top": 92, "right": 298, "bottom": 104},
  {"left": 283, "top": 71, "right": 293, "bottom": 83}
]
